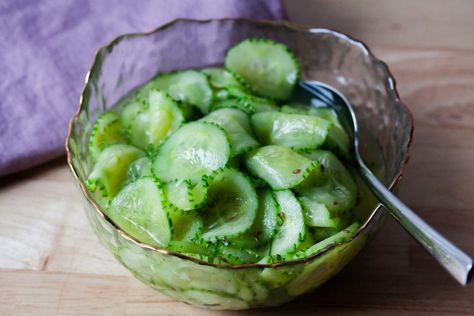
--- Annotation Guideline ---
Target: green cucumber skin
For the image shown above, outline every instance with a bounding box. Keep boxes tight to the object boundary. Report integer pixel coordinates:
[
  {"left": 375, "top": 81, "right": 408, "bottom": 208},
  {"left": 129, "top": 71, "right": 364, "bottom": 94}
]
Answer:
[
  {"left": 270, "top": 190, "right": 306, "bottom": 257},
  {"left": 225, "top": 38, "right": 300, "bottom": 100},
  {"left": 201, "top": 168, "right": 258, "bottom": 241},
  {"left": 88, "top": 111, "right": 126, "bottom": 162}
]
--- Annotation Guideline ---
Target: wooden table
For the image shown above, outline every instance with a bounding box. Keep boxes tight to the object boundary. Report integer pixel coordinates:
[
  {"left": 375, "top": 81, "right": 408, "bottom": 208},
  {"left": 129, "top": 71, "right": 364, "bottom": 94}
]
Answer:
[{"left": 1, "top": 1, "right": 473, "bottom": 314}]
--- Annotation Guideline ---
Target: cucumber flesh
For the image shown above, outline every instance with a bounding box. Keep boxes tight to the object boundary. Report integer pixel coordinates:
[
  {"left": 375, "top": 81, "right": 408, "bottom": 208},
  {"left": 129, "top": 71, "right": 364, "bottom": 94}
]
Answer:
[
  {"left": 298, "top": 222, "right": 360, "bottom": 257},
  {"left": 148, "top": 90, "right": 184, "bottom": 148},
  {"left": 229, "top": 189, "right": 279, "bottom": 249},
  {"left": 251, "top": 112, "right": 331, "bottom": 151},
  {"left": 244, "top": 145, "right": 320, "bottom": 190},
  {"left": 107, "top": 177, "right": 172, "bottom": 247},
  {"left": 298, "top": 196, "right": 340, "bottom": 228},
  {"left": 86, "top": 144, "right": 145, "bottom": 199},
  {"left": 168, "top": 208, "right": 203, "bottom": 241},
  {"left": 225, "top": 38, "right": 300, "bottom": 100},
  {"left": 200, "top": 168, "right": 258, "bottom": 241},
  {"left": 88, "top": 111, "right": 126, "bottom": 162},
  {"left": 149, "top": 70, "right": 213, "bottom": 113},
  {"left": 297, "top": 150, "right": 357, "bottom": 214},
  {"left": 164, "top": 177, "right": 208, "bottom": 211},
  {"left": 309, "top": 108, "right": 351, "bottom": 159},
  {"left": 153, "top": 122, "right": 231, "bottom": 183},
  {"left": 201, "top": 68, "right": 247, "bottom": 90},
  {"left": 201, "top": 108, "right": 259, "bottom": 156},
  {"left": 270, "top": 190, "right": 305, "bottom": 257},
  {"left": 123, "top": 90, "right": 184, "bottom": 151},
  {"left": 126, "top": 157, "right": 152, "bottom": 184}
]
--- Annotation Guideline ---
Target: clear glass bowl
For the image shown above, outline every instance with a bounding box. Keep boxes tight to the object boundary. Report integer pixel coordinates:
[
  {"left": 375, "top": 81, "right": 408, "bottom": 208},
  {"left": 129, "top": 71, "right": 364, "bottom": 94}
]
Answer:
[{"left": 66, "top": 18, "right": 413, "bottom": 310}]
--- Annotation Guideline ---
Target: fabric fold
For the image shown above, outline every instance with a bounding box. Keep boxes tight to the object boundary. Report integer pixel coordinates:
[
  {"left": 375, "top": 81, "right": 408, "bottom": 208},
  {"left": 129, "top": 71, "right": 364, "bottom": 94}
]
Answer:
[{"left": 0, "top": 0, "right": 286, "bottom": 176}]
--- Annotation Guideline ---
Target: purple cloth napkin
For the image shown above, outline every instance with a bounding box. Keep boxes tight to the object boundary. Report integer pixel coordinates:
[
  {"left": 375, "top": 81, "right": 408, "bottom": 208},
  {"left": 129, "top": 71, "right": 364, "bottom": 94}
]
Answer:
[{"left": 0, "top": 0, "right": 285, "bottom": 177}]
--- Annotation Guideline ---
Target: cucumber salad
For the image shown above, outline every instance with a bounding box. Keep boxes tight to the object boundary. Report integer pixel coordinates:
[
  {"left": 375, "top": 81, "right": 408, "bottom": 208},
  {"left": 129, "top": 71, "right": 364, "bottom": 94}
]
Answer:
[{"left": 86, "top": 38, "right": 360, "bottom": 265}]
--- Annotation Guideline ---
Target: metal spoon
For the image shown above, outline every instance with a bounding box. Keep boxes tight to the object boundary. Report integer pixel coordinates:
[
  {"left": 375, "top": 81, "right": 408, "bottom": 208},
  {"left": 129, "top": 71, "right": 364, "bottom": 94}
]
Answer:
[{"left": 297, "top": 80, "right": 472, "bottom": 286}]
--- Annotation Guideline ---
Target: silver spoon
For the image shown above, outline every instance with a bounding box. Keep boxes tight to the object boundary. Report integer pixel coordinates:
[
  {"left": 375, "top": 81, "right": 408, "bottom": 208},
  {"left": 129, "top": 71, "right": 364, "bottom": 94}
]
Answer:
[{"left": 297, "top": 80, "right": 472, "bottom": 285}]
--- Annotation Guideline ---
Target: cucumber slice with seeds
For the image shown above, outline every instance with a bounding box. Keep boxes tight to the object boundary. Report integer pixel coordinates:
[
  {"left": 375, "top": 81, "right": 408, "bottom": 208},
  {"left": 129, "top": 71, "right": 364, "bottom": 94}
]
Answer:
[
  {"left": 86, "top": 144, "right": 145, "bottom": 198},
  {"left": 169, "top": 208, "right": 203, "bottom": 241},
  {"left": 225, "top": 38, "right": 300, "bottom": 100},
  {"left": 153, "top": 122, "right": 231, "bottom": 183},
  {"left": 251, "top": 112, "right": 331, "bottom": 151},
  {"left": 281, "top": 105, "right": 351, "bottom": 158},
  {"left": 164, "top": 177, "right": 208, "bottom": 211},
  {"left": 297, "top": 150, "right": 357, "bottom": 214},
  {"left": 201, "top": 168, "right": 258, "bottom": 241},
  {"left": 244, "top": 145, "right": 320, "bottom": 190},
  {"left": 211, "top": 97, "right": 255, "bottom": 114},
  {"left": 270, "top": 190, "right": 305, "bottom": 256},
  {"left": 89, "top": 112, "right": 126, "bottom": 161},
  {"left": 229, "top": 189, "right": 279, "bottom": 249},
  {"left": 297, "top": 222, "right": 360, "bottom": 257},
  {"left": 107, "top": 177, "right": 172, "bottom": 247},
  {"left": 148, "top": 90, "right": 184, "bottom": 147},
  {"left": 201, "top": 108, "right": 259, "bottom": 156},
  {"left": 298, "top": 196, "right": 341, "bottom": 228},
  {"left": 124, "top": 90, "right": 184, "bottom": 151},
  {"left": 126, "top": 157, "right": 152, "bottom": 184},
  {"left": 148, "top": 71, "right": 213, "bottom": 113}
]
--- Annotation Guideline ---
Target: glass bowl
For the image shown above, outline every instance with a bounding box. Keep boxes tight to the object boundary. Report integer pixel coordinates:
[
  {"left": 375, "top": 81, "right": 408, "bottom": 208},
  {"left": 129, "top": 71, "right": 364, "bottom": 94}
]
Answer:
[{"left": 66, "top": 18, "right": 413, "bottom": 310}]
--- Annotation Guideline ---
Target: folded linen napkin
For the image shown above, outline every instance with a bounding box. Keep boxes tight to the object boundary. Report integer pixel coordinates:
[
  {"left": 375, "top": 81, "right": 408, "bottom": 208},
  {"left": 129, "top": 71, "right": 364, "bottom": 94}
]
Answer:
[{"left": 0, "top": 0, "right": 285, "bottom": 177}]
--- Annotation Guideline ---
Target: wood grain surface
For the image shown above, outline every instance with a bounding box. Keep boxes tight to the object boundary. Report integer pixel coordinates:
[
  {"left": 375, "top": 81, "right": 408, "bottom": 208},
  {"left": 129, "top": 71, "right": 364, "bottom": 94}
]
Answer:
[{"left": 1, "top": 1, "right": 474, "bottom": 314}]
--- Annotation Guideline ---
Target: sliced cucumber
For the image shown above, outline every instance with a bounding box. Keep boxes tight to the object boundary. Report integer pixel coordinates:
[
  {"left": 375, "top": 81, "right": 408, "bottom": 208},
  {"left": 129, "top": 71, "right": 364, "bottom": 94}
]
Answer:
[
  {"left": 225, "top": 38, "right": 300, "bottom": 100},
  {"left": 297, "top": 150, "right": 357, "bottom": 214},
  {"left": 309, "top": 108, "right": 351, "bottom": 159},
  {"left": 281, "top": 105, "right": 351, "bottom": 158},
  {"left": 123, "top": 90, "right": 184, "bottom": 151},
  {"left": 251, "top": 112, "right": 331, "bottom": 151},
  {"left": 148, "top": 90, "right": 184, "bottom": 146},
  {"left": 107, "top": 177, "right": 172, "bottom": 247},
  {"left": 86, "top": 144, "right": 145, "bottom": 198},
  {"left": 200, "top": 168, "right": 258, "bottom": 241},
  {"left": 88, "top": 111, "right": 126, "bottom": 161},
  {"left": 253, "top": 103, "right": 280, "bottom": 113},
  {"left": 211, "top": 97, "right": 255, "bottom": 115},
  {"left": 126, "top": 156, "right": 152, "bottom": 184},
  {"left": 168, "top": 208, "right": 203, "bottom": 241},
  {"left": 119, "top": 101, "right": 146, "bottom": 128},
  {"left": 167, "top": 240, "right": 211, "bottom": 256},
  {"left": 201, "top": 108, "right": 259, "bottom": 156},
  {"left": 229, "top": 189, "right": 279, "bottom": 249},
  {"left": 270, "top": 190, "right": 305, "bottom": 256},
  {"left": 149, "top": 70, "right": 213, "bottom": 113},
  {"left": 298, "top": 222, "right": 360, "bottom": 257},
  {"left": 298, "top": 196, "right": 340, "bottom": 228},
  {"left": 244, "top": 145, "right": 319, "bottom": 190},
  {"left": 163, "top": 177, "right": 208, "bottom": 211},
  {"left": 201, "top": 67, "right": 247, "bottom": 90},
  {"left": 217, "top": 246, "right": 259, "bottom": 264},
  {"left": 153, "top": 122, "right": 231, "bottom": 183},
  {"left": 226, "top": 87, "right": 277, "bottom": 112}
]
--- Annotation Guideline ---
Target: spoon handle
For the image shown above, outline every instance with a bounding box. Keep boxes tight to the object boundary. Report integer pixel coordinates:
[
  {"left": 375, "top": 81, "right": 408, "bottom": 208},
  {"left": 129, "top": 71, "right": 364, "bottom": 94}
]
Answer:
[{"left": 358, "top": 162, "right": 472, "bottom": 285}]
